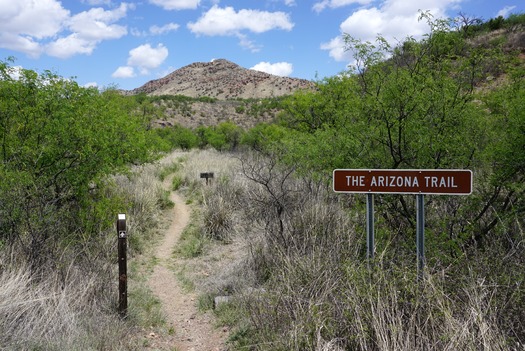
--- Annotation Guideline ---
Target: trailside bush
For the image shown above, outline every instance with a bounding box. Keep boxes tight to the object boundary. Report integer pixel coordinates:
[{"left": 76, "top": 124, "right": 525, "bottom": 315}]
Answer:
[{"left": 0, "top": 61, "right": 151, "bottom": 273}]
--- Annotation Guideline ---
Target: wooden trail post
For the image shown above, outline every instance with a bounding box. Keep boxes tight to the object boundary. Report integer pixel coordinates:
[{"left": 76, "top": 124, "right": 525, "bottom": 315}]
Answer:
[
  {"left": 117, "top": 213, "right": 127, "bottom": 318},
  {"left": 333, "top": 169, "right": 472, "bottom": 278}
]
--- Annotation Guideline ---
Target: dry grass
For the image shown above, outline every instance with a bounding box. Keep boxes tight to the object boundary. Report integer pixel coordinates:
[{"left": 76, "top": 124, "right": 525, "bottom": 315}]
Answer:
[
  {"left": 176, "top": 149, "right": 520, "bottom": 350},
  {"left": 0, "top": 258, "right": 129, "bottom": 350},
  {"left": 0, "top": 150, "right": 191, "bottom": 350}
]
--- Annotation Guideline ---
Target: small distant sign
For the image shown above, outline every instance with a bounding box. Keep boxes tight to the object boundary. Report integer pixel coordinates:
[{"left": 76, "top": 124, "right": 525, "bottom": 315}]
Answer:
[
  {"left": 200, "top": 172, "right": 214, "bottom": 179},
  {"left": 333, "top": 169, "right": 472, "bottom": 195}
]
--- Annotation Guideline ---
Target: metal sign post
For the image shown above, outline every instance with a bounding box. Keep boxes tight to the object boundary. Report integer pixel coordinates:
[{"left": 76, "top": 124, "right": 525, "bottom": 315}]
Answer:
[
  {"left": 416, "top": 194, "right": 425, "bottom": 279},
  {"left": 333, "top": 169, "right": 472, "bottom": 276},
  {"left": 366, "top": 193, "right": 375, "bottom": 261},
  {"left": 117, "top": 213, "right": 127, "bottom": 318}
]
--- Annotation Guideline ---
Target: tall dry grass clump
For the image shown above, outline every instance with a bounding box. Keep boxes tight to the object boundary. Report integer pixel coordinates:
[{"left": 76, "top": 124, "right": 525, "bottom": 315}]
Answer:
[
  {"left": 0, "top": 152, "right": 180, "bottom": 350},
  {"left": 0, "top": 254, "right": 128, "bottom": 350},
  {"left": 180, "top": 149, "right": 247, "bottom": 242},
  {"left": 186, "top": 149, "right": 522, "bottom": 350}
]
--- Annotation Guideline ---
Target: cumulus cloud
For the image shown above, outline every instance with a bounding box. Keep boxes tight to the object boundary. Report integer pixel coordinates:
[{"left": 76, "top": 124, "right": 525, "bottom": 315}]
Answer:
[
  {"left": 188, "top": 5, "right": 294, "bottom": 36},
  {"left": 251, "top": 61, "right": 293, "bottom": 76},
  {"left": 67, "top": 3, "right": 130, "bottom": 41},
  {"left": 313, "top": 0, "right": 374, "bottom": 13},
  {"left": 149, "top": 0, "right": 200, "bottom": 10},
  {"left": 320, "top": 36, "right": 349, "bottom": 62},
  {"left": 128, "top": 43, "right": 169, "bottom": 74},
  {"left": 0, "top": 0, "right": 69, "bottom": 39},
  {"left": 0, "top": 1, "right": 132, "bottom": 58},
  {"left": 320, "top": 0, "right": 460, "bottom": 62},
  {"left": 0, "top": 0, "right": 69, "bottom": 56},
  {"left": 112, "top": 43, "right": 169, "bottom": 79},
  {"left": 112, "top": 66, "right": 135, "bottom": 78},
  {"left": 150, "top": 23, "right": 180, "bottom": 35},
  {"left": 0, "top": 32, "right": 43, "bottom": 58},
  {"left": 47, "top": 35, "right": 97, "bottom": 58},
  {"left": 47, "top": 4, "right": 131, "bottom": 58}
]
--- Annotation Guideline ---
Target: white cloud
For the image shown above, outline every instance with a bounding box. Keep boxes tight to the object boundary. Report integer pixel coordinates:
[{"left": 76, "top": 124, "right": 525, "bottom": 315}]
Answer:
[
  {"left": 127, "top": 43, "right": 169, "bottom": 73},
  {"left": 237, "top": 33, "right": 262, "bottom": 52},
  {"left": 81, "top": 0, "right": 112, "bottom": 5},
  {"left": 320, "top": 36, "right": 350, "bottom": 62},
  {"left": 67, "top": 4, "right": 130, "bottom": 39},
  {"left": 497, "top": 6, "right": 516, "bottom": 18},
  {"left": 113, "top": 43, "right": 169, "bottom": 79},
  {"left": 313, "top": 0, "right": 374, "bottom": 13},
  {"left": 0, "top": 1, "right": 132, "bottom": 59},
  {"left": 0, "top": 0, "right": 69, "bottom": 56},
  {"left": 48, "top": 3, "right": 131, "bottom": 58},
  {"left": 0, "top": 0, "right": 69, "bottom": 38},
  {"left": 84, "top": 81, "right": 98, "bottom": 88},
  {"left": 188, "top": 5, "right": 294, "bottom": 36},
  {"left": 112, "top": 66, "right": 135, "bottom": 78},
  {"left": 320, "top": 0, "right": 461, "bottom": 63},
  {"left": 251, "top": 61, "right": 293, "bottom": 77},
  {"left": 0, "top": 32, "right": 42, "bottom": 58},
  {"left": 149, "top": 0, "right": 200, "bottom": 10},
  {"left": 47, "top": 35, "right": 97, "bottom": 58},
  {"left": 150, "top": 23, "right": 180, "bottom": 35}
]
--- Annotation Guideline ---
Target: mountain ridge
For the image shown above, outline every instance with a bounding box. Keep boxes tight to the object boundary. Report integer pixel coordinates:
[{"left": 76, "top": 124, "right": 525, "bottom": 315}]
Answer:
[{"left": 127, "top": 59, "right": 315, "bottom": 99}]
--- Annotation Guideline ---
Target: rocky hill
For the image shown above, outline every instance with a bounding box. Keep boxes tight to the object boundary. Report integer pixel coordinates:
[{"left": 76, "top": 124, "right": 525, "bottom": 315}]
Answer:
[{"left": 128, "top": 59, "right": 315, "bottom": 99}]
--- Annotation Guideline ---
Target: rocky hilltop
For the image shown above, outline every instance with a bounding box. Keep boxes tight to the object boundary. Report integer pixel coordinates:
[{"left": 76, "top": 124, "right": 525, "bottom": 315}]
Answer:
[{"left": 128, "top": 59, "right": 315, "bottom": 99}]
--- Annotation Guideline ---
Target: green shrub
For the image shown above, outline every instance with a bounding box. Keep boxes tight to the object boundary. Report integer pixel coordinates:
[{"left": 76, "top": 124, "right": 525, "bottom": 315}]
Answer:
[{"left": 172, "top": 175, "right": 183, "bottom": 191}]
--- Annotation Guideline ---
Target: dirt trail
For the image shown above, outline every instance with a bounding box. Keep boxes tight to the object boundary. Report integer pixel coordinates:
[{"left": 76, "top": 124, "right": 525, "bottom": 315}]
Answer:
[{"left": 145, "top": 176, "right": 228, "bottom": 351}]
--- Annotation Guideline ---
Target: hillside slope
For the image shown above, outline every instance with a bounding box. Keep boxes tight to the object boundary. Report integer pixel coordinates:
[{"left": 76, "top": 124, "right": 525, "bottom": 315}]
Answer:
[{"left": 128, "top": 59, "right": 315, "bottom": 100}]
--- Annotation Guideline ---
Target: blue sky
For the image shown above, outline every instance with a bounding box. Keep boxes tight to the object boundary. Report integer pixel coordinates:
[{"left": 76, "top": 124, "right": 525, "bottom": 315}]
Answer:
[{"left": 0, "top": 0, "right": 523, "bottom": 90}]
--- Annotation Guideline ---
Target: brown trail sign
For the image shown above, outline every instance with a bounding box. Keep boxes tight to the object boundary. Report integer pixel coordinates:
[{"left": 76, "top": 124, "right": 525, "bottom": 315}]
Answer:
[
  {"left": 333, "top": 169, "right": 472, "bottom": 195},
  {"left": 333, "top": 169, "right": 472, "bottom": 279}
]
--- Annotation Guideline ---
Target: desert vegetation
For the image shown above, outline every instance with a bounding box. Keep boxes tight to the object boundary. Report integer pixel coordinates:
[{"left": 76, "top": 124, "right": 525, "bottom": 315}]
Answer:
[
  {"left": 179, "top": 14, "right": 525, "bottom": 350},
  {"left": 0, "top": 60, "right": 178, "bottom": 349},
  {"left": 0, "top": 12, "right": 524, "bottom": 351}
]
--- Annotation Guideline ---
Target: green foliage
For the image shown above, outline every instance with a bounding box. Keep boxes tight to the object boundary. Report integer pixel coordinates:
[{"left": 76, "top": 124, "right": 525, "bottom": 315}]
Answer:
[
  {"left": 175, "top": 220, "right": 206, "bottom": 258},
  {"left": 270, "top": 15, "right": 521, "bottom": 252},
  {"left": 171, "top": 175, "right": 183, "bottom": 191},
  {"left": 157, "top": 189, "right": 175, "bottom": 209},
  {"left": 460, "top": 12, "right": 525, "bottom": 36},
  {"left": 153, "top": 124, "right": 199, "bottom": 151},
  {"left": 204, "top": 14, "right": 525, "bottom": 350},
  {"left": 158, "top": 161, "right": 180, "bottom": 181},
  {"left": 196, "top": 122, "right": 245, "bottom": 151},
  {"left": 506, "top": 13, "right": 525, "bottom": 27},
  {"left": 240, "top": 123, "right": 289, "bottom": 150},
  {"left": 0, "top": 61, "right": 152, "bottom": 271},
  {"left": 488, "top": 16, "right": 505, "bottom": 30},
  {"left": 127, "top": 284, "right": 166, "bottom": 328}
]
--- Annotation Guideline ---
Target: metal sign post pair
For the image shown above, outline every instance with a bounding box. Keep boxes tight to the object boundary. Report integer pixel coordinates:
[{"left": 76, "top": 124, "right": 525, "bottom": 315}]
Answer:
[
  {"left": 366, "top": 193, "right": 426, "bottom": 276},
  {"left": 334, "top": 169, "right": 472, "bottom": 279}
]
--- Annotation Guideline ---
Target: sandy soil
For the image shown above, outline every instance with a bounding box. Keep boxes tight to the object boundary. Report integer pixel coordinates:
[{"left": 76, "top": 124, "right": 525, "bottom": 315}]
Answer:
[{"left": 143, "top": 176, "right": 229, "bottom": 351}]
